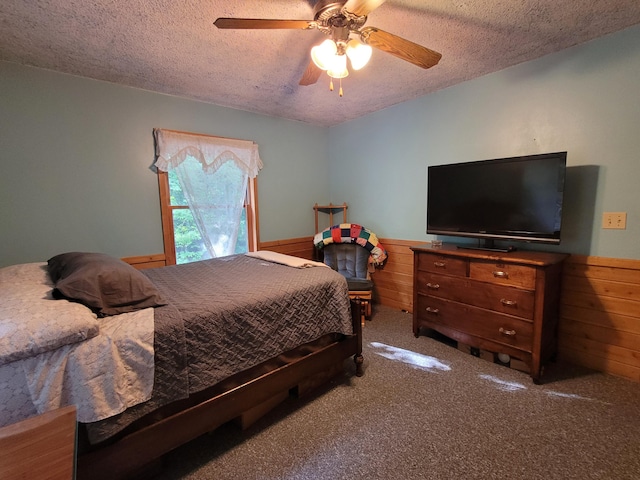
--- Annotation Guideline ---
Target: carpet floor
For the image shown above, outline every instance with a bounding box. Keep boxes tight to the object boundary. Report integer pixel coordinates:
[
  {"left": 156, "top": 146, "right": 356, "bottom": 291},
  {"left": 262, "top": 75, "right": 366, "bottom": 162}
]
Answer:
[{"left": 156, "top": 305, "right": 640, "bottom": 480}]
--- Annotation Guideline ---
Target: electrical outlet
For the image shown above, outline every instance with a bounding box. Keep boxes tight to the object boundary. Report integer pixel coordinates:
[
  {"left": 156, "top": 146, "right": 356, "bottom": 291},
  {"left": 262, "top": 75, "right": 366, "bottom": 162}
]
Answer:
[{"left": 602, "top": 212, "right": 627, "bottom": 229}]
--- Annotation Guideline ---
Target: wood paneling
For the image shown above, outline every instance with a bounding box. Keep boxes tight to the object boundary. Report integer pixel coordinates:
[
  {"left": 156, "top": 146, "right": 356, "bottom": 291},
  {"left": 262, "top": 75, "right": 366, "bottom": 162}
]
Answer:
[
  {"left": 371, "top": 239, "right": 417, "bottom": 312},
  {"left": 559, "top": 254, "right": 640, "bottom": 383},
  {"left": 121, "top": 237, "right": 315, "bottom": 270},
  {"left": 122, "top": 253, "right": 166, "bottom": 269},
  {"left": 258, "top": 236, "right": 316, "bottom": 260}
]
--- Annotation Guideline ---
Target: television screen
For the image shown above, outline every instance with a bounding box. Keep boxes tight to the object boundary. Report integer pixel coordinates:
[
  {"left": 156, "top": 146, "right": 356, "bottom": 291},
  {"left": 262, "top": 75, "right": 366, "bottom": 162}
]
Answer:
[{"left": 427, "top": 152, "right": 567, "bottom": 248}]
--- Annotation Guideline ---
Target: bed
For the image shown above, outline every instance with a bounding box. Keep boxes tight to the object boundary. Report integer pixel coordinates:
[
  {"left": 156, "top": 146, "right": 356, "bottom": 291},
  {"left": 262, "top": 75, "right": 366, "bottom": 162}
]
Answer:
[{"left": 0, "top": 251, "right": 363, "bottom": 479}]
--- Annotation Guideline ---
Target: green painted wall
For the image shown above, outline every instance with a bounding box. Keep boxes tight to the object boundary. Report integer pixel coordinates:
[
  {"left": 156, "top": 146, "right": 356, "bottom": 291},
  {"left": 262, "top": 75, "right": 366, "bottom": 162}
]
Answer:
[
  {"left": 0, "top": 63, "right": 329, "bottom": 266},
  {"left": 2, "top": 25, "right": 639, "bottom": 266},
  {"left": 328, "top": 25, "right": 640, "bottom": 260}
]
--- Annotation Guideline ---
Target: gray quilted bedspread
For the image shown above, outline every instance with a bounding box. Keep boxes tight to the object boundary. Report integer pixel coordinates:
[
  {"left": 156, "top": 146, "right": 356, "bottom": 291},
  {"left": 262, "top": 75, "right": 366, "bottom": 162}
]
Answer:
[{"left": 84, "top": 254, "right": 352, "bottom": 444}]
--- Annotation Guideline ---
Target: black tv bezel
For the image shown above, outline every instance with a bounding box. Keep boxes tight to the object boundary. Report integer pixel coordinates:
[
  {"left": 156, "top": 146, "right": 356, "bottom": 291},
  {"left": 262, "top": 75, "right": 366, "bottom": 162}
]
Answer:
[{"left": 426, "top": 151, "right": 567, "bottom": 249}]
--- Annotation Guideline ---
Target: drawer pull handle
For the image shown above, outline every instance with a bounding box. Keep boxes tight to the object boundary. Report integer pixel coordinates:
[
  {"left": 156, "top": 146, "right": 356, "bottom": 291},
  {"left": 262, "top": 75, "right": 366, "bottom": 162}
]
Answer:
[
  {"left": 500, "top": 298, "right": 517, "bottom": 306},
  {"left": 493, "top": 270, "right": 509, "bottom": 278},
  {"left": 425, "top": 307, "right": 440, "bottom": 314},
  {"left": 426, "top": 283, "right": 440, "bottom": 290},
  {"left": 434, "top": 261, "right": 446, "bottom": 268},
  {"left": 499, "top": 327, "right": 516, "bottom": 337}
]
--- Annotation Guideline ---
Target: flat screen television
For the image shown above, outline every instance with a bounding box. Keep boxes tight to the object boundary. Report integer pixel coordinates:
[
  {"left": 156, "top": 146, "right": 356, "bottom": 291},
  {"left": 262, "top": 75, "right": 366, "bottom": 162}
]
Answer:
[{"left": 427, "top": 151, "right": 567, "bottom": 251}]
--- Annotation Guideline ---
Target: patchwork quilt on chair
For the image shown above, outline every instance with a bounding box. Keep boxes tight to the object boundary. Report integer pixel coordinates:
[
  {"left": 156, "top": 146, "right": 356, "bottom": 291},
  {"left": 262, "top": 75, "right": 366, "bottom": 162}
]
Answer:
[{"left": 314, "top": 223, "right": 388, "bottom": 265}]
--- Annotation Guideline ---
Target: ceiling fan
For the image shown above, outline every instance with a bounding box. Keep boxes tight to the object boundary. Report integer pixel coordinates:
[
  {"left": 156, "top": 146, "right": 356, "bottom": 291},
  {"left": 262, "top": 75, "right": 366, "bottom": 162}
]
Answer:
[{"left": 214, "top": 0, "right": 442, "bottom": 90}]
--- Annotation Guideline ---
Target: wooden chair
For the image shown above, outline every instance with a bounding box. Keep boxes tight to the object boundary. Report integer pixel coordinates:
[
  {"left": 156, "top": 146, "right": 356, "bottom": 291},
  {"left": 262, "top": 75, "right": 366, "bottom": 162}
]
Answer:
[{"left": 0, "top": 405, "right": 77, "bottom": 480}]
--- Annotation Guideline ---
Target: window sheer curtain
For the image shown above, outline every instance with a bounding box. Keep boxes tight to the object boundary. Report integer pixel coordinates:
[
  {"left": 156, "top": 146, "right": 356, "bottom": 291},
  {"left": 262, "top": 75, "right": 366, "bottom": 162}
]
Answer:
[{"left": 153, "top": 129, "right": 262, "bottom": 259}]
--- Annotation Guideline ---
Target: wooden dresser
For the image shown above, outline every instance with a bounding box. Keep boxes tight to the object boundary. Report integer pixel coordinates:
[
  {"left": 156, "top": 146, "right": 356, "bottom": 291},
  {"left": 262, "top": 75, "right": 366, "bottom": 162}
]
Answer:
[{"left": 411, "top": 244, "right": 569, "bottom": 383}]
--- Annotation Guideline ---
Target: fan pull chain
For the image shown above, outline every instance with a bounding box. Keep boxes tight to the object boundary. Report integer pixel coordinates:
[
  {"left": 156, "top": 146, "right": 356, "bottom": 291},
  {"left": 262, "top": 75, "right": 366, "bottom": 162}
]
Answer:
[{"left": 327, "top": 77, "right": 344, "bottom": 97}]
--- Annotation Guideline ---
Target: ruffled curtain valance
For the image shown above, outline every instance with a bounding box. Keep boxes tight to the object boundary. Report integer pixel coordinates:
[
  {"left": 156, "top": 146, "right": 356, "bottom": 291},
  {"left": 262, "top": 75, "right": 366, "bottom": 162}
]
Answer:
[{"left": 153, "top": 129, "right": 263, "bottom": 178}]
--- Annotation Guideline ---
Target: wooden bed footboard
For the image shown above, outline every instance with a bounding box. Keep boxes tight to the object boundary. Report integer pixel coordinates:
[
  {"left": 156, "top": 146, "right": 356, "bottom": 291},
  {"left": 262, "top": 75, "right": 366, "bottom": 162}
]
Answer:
[{"left": 76, "top": 300, "right": 363, "bottom": 480}]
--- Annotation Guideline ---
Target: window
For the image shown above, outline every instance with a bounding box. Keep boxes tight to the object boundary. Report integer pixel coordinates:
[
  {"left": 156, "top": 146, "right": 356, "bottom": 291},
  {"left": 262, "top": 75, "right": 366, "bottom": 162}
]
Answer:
[{"left": 154, "top": 129, "right": 261, "bottom": 265}]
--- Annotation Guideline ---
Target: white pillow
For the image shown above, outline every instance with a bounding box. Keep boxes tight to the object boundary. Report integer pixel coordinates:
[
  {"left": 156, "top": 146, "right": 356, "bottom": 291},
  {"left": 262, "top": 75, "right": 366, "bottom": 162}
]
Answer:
[
  {"left": 0, "top": 263, "right": 99, "bottom": 366},
  {"left": 0, "top": 262, "right": 52, "bottom": 286}
]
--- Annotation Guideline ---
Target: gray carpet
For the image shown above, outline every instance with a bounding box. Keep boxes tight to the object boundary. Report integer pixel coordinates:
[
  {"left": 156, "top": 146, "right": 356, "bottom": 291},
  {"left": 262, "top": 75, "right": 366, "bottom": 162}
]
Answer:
[{"left": 157, "top": 306, "right": 640, "bottom": 480}]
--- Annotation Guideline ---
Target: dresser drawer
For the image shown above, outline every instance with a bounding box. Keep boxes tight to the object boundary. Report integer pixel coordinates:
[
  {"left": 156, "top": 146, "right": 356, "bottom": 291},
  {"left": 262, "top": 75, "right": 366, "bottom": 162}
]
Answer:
[
  {"left": 417, "top": 253, "right": 468, "bottom": 277},
  {"left": 415, "top": 271, "right": 535, "bottom": 319},
  {"left": 469, "top": 261, "right": 536, "bottom": 289},
  {"left": 416, "top": 294, "right": 533, "bottom": 352}
]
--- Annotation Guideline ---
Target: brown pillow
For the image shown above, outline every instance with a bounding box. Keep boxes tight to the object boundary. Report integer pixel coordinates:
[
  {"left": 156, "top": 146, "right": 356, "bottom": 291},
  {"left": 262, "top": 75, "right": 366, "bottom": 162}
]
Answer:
[{"left": 47, "top": 252, "right": 167, "bottom": 316}]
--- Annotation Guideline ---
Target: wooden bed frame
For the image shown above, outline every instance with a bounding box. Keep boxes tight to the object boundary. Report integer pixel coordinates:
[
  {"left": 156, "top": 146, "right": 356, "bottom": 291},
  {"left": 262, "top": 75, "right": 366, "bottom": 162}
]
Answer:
[{"left": 76, "top": 300, "right": 364, "bottom": 480}]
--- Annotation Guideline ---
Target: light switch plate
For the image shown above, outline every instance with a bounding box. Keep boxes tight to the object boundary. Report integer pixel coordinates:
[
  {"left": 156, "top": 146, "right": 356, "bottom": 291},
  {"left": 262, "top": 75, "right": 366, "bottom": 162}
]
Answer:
[{"left": 602, "top": 212, "right": 627, "bottom": 229}]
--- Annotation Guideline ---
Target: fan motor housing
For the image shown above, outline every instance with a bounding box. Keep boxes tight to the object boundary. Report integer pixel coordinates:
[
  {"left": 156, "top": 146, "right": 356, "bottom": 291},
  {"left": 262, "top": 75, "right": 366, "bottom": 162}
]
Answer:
[{"left": 314, "top": 0, "right": 367, "bottom": 31}]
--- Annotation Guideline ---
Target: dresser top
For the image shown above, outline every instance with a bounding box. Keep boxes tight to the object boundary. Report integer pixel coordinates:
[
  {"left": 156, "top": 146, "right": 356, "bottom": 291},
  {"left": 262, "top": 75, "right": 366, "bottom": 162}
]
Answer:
[{"left": 411, "top": 243, "right": 570, "bottom": 267}]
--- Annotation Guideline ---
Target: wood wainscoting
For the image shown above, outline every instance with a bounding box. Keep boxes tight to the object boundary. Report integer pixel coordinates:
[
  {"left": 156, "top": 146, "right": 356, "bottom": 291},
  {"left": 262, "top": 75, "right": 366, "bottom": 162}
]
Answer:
[
  {"left": 122, "top": 253, "right": 167, "bottom": 269},
  {"left": 258, "top": 236, "right": 316, "bottom": 260},
  {"left": 558, "top": 254, "right": 640, "bottom": 383},
  {"left": 123, "top": 241, "right": 639, "bottom": 383},
  {"left": 370, "top": 238, "right": 415, "bottom": 312},
  {"left": 121, "top": 237, "right": 316, "bottom": 270}
]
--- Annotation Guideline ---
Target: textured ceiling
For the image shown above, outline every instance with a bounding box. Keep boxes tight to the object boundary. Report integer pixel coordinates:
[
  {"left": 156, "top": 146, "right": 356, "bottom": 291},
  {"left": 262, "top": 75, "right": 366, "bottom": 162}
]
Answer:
[{"left": 2, "top": 1, "right": 640, "bottom": 127}]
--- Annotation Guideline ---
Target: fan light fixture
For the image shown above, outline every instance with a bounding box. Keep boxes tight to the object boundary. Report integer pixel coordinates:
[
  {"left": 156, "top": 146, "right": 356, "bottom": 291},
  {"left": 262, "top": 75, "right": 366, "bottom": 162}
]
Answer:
[
  {"left": 310, "top": 38, "right": 372, "bottom": 95},
  {"left": 346, "top": 39, "right": 373, "bottom": 70},
  {"left": 327, "top": 53, "right": 349, "bottom": 79},
  {"left": 311, "top": 39, "right": 338, "bottom": 71}
]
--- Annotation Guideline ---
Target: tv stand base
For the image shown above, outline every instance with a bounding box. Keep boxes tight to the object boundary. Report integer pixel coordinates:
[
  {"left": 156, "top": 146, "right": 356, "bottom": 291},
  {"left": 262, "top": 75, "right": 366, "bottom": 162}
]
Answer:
[
  {"left": 456, "top": 245, "right": 516, "bottom": 253},
  {"left": 454, "top": 238, "right": 517, "bottom": 253}
]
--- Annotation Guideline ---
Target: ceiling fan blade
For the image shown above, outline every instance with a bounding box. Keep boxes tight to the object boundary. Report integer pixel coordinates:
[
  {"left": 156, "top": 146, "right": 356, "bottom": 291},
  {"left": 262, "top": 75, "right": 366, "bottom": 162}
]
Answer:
[
  {"left": 342, "top": 0, "right": 387, "bottom": 17},
  {"left": 360, "top": 27, "right": 442, "bottom": 69},
  {"left": 214, "top": 18, "right": 314, "bottom": 30},
  {"left": 299, "top": 60, "right": 323, "bottom": 86}
]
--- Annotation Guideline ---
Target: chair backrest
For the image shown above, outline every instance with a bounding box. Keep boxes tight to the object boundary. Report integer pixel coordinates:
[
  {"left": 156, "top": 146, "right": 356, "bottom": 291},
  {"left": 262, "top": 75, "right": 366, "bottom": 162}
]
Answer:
[
  {"left": 322, "top": 243, "right": 370, "bottom": 280},
  {"left": 0, "top": 405, "right": 77, "bottom": 480}
]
